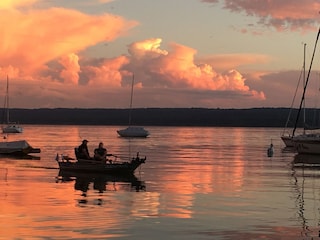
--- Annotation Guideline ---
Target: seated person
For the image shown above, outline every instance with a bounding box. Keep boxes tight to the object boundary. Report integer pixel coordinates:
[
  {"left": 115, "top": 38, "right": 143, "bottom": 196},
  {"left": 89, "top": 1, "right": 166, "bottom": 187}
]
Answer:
[
  {"left": 94, "top": 142, "right": 107, "bottom": 161},
  {"left": 77, "top": 139, "right": 91, "bottom": 159}
]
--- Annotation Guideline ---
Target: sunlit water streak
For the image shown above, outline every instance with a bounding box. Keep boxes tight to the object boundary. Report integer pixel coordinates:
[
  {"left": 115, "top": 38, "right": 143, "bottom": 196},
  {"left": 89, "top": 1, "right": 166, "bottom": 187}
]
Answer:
[{"left": 0, "top": 125, "right": 319, "bottom": 239}]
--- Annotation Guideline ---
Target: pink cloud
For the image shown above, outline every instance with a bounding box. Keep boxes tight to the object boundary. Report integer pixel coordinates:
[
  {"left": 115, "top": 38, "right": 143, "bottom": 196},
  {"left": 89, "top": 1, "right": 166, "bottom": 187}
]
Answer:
[
  {"left": 201, "top": 0, "right": 320, "bottom": 32},
  {"left": 0, "top": 2, "right": 268, "bottom": 108},
  {"left": 0, "top": 7, "right": 137, "bottom": 77},
  {"left": 23, "top": 37, "right": 265, "bottom": 108},
  {"left": 122, "top": 39, "right": 265, "bottom": 99},
  {"left": 83, "top": 56, "right": 129, "bottom": 87},
  {"left": 58, "top": 54, "right": 80, "bottom": 85}
]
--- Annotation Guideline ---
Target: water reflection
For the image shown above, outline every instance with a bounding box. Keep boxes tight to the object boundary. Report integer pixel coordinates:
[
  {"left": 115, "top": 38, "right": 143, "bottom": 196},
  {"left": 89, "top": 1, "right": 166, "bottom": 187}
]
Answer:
[
  {"left": 5, "top": 126, "right": 319, "bottom": 239},
  {"left": 291, "top": 154, "right": 320, "bottom": 237},
  {"left": 56, "top": 170, "right": 146, "bottom": 205},
  {"left": 0, "top": 153, "right": 41, "bottom": 160},
  {"left": 293, "top": 154, "right": 320, "bottom": 168}
]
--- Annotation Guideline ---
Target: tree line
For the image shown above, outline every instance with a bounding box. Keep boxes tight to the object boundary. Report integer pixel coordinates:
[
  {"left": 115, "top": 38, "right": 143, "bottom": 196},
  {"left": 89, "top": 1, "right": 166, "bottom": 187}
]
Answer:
[{"left": 2, "top": 107, "right": 314, "bottom": 127}]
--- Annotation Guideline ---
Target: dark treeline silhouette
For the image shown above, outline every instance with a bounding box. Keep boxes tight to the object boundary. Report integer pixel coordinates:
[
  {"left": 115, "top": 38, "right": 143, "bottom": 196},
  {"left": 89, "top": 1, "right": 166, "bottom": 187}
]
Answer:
[{"left": 0, "top": 107, "right": 316, "bottom": 127}]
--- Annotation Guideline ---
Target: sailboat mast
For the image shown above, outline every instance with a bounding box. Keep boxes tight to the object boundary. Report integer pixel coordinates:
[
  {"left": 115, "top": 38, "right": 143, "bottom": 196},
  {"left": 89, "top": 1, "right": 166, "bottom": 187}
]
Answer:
[
  {"left": 293, "top": 27, "right": 320, "bottom": 137},
  {"left": 303, "top": 43, "right": 306, "bottom": 135},
  {"left": 6, "top": 75, "right": 9, "bottom": 124},
  {"left": 282, "top": 45, "right": 305, "bottom": 137},
  {"left": 128, "top": 74, "right": 134, "bottom": 126}
]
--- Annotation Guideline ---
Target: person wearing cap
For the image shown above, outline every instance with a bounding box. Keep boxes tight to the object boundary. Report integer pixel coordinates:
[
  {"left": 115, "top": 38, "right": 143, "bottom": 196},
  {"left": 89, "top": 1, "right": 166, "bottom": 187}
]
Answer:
[{"left": 77, "top": 139, "right": 91, "bottom": 159}]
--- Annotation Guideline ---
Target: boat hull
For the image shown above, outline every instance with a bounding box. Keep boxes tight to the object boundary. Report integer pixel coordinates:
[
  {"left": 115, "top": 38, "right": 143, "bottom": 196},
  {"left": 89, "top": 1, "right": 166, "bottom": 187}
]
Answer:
[
  {"left": 0, "top": 140, "right": 40, "bottom": 154},
  {"left": 281, "top": 135, "right": 294, "bottom": 147},
  {"left": 57, "top": 157, "right": 146, "bottom": 174},
  {"left": 2, "top": 125, "right": 23, "bottom": 133},
  {"left": 293, "top": 134, "right": 320, "bottom": 154},
  {"left": 117, "top": 126, "right": 149, "bottom": 138}
]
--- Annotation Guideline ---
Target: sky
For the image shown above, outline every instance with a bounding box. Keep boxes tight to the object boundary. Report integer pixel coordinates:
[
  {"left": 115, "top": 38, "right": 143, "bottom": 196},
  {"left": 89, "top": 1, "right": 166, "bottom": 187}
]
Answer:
[{"left": 2, "top": 0, "right": 320, "bottom": 109}]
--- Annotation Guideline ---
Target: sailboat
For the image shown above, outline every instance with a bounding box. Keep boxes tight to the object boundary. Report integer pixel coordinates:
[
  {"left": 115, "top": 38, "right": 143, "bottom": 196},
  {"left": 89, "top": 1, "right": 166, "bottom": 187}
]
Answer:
[
  {"left": 117, "top": 74, "right": 149, "bottom": 138},
  {"left": 292, "top": 27, "right": 320, "bottom": 154},
  {"left": 2, "top": 76, "right": 23, "bottom": 133},
  {"left": 281, "top": 43, "right": 306, "bottom": 147}
]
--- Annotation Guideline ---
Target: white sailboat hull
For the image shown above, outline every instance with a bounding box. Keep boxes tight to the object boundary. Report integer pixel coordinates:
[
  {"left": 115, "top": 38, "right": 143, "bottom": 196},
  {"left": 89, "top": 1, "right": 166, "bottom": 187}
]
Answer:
[
  {"left": 2, "top": 125, "right": 23, "bottom": 133},
  {"left": 117, "top": 126, "right": 149, "bottom": 138}
]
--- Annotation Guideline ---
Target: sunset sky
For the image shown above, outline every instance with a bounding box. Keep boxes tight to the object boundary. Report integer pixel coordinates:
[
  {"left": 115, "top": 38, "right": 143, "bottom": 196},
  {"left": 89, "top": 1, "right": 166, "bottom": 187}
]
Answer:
[{"left": 2, "top": 0, "right": 320, "bottom": 109}]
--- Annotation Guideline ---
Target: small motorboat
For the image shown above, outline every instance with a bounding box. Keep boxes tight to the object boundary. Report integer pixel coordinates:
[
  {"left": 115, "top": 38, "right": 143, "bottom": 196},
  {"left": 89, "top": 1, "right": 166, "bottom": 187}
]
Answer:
[
  {"left": 56, "top": 150, "right": 146, "bottom": 174},
  {"left": 0, "top": 140, "right": 40, "bottom": 155}
]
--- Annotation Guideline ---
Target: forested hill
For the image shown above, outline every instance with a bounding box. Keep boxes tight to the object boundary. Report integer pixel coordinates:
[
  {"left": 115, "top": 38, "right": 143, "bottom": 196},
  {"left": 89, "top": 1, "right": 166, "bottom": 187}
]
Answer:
[{"left": 2, "top": 108, "right": 314, "bottom": 127}]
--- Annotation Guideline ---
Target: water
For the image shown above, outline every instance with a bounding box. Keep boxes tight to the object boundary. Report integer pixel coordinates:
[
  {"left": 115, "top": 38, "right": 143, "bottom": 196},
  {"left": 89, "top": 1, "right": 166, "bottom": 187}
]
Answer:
[{"left": 0, "top": 125, "right": 319, "bottom": 239}]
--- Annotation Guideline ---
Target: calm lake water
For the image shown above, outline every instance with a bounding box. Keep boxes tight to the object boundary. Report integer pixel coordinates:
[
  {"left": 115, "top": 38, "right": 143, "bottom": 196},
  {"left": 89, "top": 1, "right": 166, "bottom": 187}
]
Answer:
[{"left": 0, "top": 125, "right": 319, "bottom": 239}]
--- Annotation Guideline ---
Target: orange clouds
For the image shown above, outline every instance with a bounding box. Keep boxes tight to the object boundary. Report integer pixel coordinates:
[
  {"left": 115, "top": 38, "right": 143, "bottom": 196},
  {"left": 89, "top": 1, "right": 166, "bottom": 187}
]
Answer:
[
  {"left": 128, "top": 38, "right": 168, "bottom": 59},
  {"left": 0, "top": 1, "right": 267, "bottom": 108},
  {"left": 122, "top": 39, "right": 265, "bottom": 99},
  {"left": 0, "top": 6, "right": 137, "bottom": 78},
  {"left": 59, "top": 54, "right": 80, "bottom": 85},
  {"left": 84, "top": 56, "right": 129, "bottom": 87}
]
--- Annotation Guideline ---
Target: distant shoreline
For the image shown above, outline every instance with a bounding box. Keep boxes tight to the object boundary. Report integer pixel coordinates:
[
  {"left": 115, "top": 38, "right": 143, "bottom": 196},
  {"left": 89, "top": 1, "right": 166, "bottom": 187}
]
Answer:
[{"left": 2, "top": 107, "right": 311, "bottom": 127}]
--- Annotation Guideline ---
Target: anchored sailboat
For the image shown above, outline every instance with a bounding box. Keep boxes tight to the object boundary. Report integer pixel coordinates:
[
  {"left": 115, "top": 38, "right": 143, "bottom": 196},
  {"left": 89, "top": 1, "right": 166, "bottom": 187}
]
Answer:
[
  {"left": 2, "top": 76, "right": 23, "bottom": 133},
  {"left": 117, "top": 74, "right": 149, "bottom": 138},
  {"left": 292, "top": 27, "right": 320, "bottom": 154},
  {"left": 281, "top": 43, "right": 307, "bottom": 147}
]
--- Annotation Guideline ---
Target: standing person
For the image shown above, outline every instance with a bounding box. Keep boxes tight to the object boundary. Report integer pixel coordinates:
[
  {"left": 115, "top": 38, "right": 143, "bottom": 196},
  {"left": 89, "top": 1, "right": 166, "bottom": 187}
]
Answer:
[
  {"left": 77, "top": 139, "right": 91, "bottom": 159},
  {"left": 94, "top": 142, "right": 107, "bottom": 161}
]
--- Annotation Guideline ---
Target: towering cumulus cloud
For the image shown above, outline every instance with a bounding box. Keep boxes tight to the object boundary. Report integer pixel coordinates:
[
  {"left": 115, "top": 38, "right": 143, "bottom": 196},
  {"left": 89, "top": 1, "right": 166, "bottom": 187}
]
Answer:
[
  {"left": 0, "top": 0, "right": 265, "bottom": 108},
  {"left": 0, "top": 1, "right": 136, "bottom": 78},
  {"left": 122, "top": 39, "right": 265, "bottom": 99}
]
